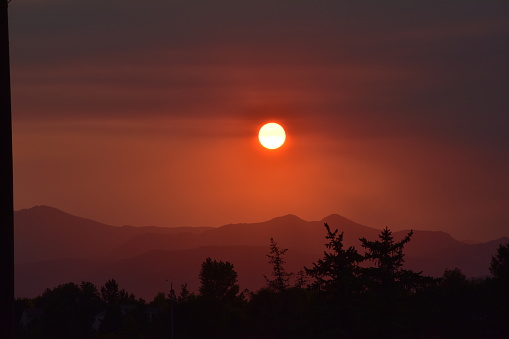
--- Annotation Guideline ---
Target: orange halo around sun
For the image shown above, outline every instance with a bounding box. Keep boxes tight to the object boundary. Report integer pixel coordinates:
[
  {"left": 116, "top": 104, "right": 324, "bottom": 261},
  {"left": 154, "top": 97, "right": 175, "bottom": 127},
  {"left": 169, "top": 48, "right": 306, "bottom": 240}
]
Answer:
[{"left": 258, "top": 123, "right": 286, "bottom": 149}]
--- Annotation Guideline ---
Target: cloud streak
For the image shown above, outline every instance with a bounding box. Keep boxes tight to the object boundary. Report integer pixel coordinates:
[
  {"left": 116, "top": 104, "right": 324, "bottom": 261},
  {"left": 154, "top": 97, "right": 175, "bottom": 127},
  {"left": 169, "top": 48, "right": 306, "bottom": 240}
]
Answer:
[{"left": 10, "top": 0, "right": 509, "bottom": 240}]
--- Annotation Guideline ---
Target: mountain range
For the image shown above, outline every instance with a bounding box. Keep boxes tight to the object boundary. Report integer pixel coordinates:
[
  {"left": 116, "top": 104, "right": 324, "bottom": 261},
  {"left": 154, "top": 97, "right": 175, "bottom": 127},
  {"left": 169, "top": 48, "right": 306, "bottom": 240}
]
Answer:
[{"left": 15, "top": 205, "right": 509, "bottom": 301}]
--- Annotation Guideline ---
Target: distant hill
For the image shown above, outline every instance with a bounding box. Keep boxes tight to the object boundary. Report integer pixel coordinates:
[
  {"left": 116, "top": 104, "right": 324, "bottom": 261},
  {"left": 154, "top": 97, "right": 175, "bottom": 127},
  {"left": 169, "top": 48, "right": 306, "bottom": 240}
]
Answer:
[
  {"left": 14, "top": 206, "right": 509, "bottom": 300},
  {"left": 15, "top": 205, "right": 212, "bottom": 263}
]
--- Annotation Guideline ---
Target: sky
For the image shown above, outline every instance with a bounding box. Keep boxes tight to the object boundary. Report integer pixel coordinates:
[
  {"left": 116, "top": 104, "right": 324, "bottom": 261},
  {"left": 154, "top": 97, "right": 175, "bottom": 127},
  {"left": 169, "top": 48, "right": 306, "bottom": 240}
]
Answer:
[{"left": 9, "top": 0, "right": 509, "bottom": 242}]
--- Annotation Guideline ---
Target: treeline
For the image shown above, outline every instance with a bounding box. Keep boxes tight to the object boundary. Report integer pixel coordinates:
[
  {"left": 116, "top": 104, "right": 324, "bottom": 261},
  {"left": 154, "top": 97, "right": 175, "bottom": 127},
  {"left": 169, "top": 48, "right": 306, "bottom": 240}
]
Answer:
[{"left": 15, "top": 224, "right": 509, "bottom": 339}]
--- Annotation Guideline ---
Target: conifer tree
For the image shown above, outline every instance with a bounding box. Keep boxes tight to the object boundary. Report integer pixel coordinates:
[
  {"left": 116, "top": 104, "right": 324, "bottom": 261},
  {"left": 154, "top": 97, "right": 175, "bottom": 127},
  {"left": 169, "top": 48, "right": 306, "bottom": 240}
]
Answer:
[
  {"left": 305, "top": 223, "right": 363, "bottom": 296},
  {"left": 360, "top": 227, "right": 421, "bottom": 292},
  {"left": 178, "top": 283, "right": 194, "bottom": 302},
  {"left": 490, "top": 242, "right": 509, "bottom": 282},
  {"left": 487, "top": 242, "right": 509, "bottom": 336},
  {"left": 264, "top": 238, "right": 293, "bottom": 292}
]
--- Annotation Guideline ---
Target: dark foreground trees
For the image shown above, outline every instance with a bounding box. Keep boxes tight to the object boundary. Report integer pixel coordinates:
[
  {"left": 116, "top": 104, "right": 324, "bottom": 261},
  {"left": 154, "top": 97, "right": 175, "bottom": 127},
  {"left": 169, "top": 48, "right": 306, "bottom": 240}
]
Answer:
[
  {"left": 37, "top": 282, "right": 102, "bottom": 339},
  {"left": 486, "top": 243, "right": 509, "bottom": 336},
  {"left": 199, "top": 257, "right": 240, "bottom": 302},
  {"left": 15, "top": 279, "right": 144, "bottom": 339},
  {"left": 490, "top": 242, "right": 509, "bottom": 282},
  {"left": 14, "top": 225, "right": 509, "bottom": 339},
  {"left": 190, "top": 257, "right": 245, "bottom": 338}
]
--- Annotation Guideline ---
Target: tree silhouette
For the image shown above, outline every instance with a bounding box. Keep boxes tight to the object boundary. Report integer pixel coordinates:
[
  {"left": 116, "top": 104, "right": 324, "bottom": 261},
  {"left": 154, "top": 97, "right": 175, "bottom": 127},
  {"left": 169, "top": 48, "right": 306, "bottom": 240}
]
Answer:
[
  {"left": 100, "top": 278, "right": 136, "bottom": 306},
  {"left": 303, "top": 223, "right": 364, "bottom": 337},
  {"left": 360, "top": 227, "right": 421, "bottom": 291},
  {"left": 14, "top": 227, "right": 509, "bottom": 338},
  {"left": 293, "top": 270, "right": 307, "bottom": 289},
  {"left": 487, "top": 242, "right": 509, "bottom": 336},
  {"left": 305, "top": 223, "right": 363, "bottom": 296},
  {"left": 194, "top": 258, "right": 245, "bottom": 337},
  {"left": 177, "top": 283, "right": 194, "bottom": 302},
  {"left": 264, "top": 238, "right": 293, "bottom": 293},
  {"left": 199, "top": 257, "right": 240, "bottom": 302},
  {"left": 37, "top": 282, "right": 103, "bottom": 338},
  {"left": 490, "top": 242, "right": 509, "bottom": 281},
  {"left": 359, "top": 227, "right": 425, "bottom": 338},
  {"left": 101, "top": 279, "right": 120, "bottom": 305},
  {"left": 99, "top": 279, "right": 139, "bottom": 336},
  {"left": 431, "top": 268, "right": 485, "bottom": 337}
]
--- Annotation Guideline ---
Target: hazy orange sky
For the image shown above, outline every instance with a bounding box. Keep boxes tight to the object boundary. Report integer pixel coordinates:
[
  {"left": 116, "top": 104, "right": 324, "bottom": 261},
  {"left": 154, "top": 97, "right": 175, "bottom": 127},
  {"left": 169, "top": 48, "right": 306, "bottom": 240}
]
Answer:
[{"left": 10, "top": 0, "right": 509, "bottom": 241}]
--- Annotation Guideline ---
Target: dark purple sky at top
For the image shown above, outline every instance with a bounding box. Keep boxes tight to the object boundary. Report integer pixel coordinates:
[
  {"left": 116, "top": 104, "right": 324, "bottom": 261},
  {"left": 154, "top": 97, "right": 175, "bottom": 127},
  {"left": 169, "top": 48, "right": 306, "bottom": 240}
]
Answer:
[{"left": 9, "top": 0, "right": 509, "bottom": 241}]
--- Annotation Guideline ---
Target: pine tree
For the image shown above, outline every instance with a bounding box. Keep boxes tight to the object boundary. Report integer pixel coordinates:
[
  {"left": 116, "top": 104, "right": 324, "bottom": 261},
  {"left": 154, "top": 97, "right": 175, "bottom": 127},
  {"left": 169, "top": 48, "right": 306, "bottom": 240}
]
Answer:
[
  {"left": 487, "top": 242, "right": 509, "bottom": 336},
  {"left": 359, "top": 228, "right": 424, "bottom": 338},
  {"left": 490, "top": 242, "right": 509, "bottom": 282},
  {"left": 360, "top": 227, "right": 422, "bottom": 292},
  {"left": 178, "top": 283, "right": 194, "bottom": 302},
  {"left": 305, "top": 223, "right": 363, "bottom": 297},
  {"left": 264, "top": 238, "right": 293, "bottom": 292}
]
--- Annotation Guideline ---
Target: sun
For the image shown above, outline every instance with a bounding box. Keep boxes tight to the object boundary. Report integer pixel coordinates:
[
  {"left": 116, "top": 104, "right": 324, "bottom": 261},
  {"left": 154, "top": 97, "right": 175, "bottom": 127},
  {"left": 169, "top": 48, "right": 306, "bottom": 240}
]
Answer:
[{"left": 258, "top": 122, "right": 286, "bottom": 149}]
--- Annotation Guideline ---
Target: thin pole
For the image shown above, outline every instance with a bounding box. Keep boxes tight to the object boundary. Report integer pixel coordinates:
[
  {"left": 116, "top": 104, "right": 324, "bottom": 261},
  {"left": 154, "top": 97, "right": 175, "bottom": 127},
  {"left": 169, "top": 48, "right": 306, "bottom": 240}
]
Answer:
[
  {"left": 167, "top": 280, "right": 174, "bottom": 339},
  {"left": 0, "top": 0, "right": 14, "bottom": 338},
  {"left": 170, "top": 282, "right": 174, "bottom": 339}
]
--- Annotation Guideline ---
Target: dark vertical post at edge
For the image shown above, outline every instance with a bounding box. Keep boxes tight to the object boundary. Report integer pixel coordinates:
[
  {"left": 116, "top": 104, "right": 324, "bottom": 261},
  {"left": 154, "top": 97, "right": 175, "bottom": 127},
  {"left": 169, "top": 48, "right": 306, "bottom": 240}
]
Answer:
[{"left": 0, "top": 0, "right": 14, "bottom": 338}]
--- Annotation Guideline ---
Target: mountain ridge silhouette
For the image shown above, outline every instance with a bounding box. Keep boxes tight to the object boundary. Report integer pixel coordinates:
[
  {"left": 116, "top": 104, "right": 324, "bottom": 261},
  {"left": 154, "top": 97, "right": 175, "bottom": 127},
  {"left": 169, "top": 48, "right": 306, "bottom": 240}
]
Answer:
[{"left": 15, "top": 205, "right": 509, "bottom": 300}]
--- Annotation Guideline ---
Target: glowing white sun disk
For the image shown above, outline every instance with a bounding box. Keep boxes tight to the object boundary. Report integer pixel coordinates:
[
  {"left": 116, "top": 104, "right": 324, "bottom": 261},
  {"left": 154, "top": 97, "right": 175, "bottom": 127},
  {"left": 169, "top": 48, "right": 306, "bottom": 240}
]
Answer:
[{"left": 258, "top": 123, "right": 286, "bottom": 149}]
